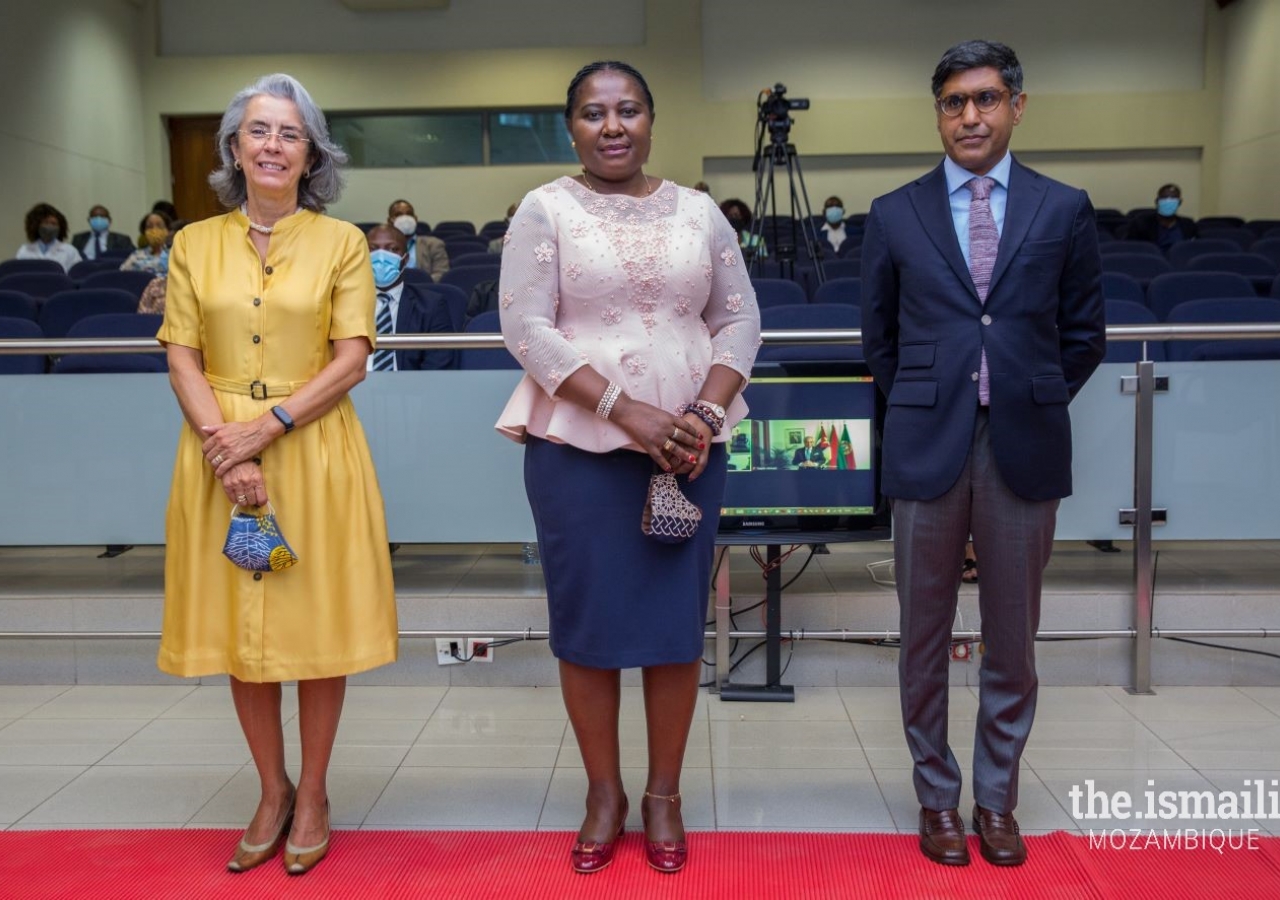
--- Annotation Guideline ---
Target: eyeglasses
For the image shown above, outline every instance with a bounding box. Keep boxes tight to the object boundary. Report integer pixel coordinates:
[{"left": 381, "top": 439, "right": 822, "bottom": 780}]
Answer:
[
  {"left": 238, "top": 127, "right": 311, "bottom": 146},
  {"left": 936, "top": 89, "right": 1012, "bottom": 118}
]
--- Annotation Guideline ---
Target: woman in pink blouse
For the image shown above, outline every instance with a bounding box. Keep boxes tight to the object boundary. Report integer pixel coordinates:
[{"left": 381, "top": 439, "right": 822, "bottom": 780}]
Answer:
[{"left": 497, "top": 61, "right": 760, "bottom": 875}]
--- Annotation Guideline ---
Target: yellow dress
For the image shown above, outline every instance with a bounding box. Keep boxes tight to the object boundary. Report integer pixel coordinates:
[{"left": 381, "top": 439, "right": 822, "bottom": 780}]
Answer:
[{"left": 156, "top": 208, "right": 397, "bottom": 682}]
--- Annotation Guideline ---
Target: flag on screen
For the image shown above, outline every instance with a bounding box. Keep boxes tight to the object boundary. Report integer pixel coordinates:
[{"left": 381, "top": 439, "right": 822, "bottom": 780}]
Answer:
[{"left": 837, "top": 423, "right": 856, "bottom": 470}]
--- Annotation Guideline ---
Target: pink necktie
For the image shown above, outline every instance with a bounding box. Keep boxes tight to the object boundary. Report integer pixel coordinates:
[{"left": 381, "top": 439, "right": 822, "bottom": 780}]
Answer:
[{"left": 967, "top": 176, "right": 997, "bottom": 406}]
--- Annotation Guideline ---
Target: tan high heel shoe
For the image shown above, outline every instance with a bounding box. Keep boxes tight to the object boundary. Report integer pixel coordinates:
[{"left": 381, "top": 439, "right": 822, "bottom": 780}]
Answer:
[
  {"left": 283, "top": 799, "right": 330, "bottom": 875},
  {"left": 227, "top": 789, "right": 295, "bottom": 873}
]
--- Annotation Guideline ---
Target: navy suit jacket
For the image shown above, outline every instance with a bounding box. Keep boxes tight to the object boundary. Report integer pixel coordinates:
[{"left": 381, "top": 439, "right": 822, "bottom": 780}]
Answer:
[
  {"left": 71, "top": 231, "right": 134, "bottom": 254},
  {"left": 394, "top": 282, "right": 455, "bottom": 371},
  {"left": 860, "top": 157, "right": 1106, "bottom": 502}
]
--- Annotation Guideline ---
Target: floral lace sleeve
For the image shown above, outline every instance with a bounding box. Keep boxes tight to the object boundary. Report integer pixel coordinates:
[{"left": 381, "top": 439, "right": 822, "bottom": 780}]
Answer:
[
  {"left": 498, "top": 192, "right": 586, "bottom": 395},
  {"left": 701, "top": 195, "right": 761, "bottom": 381}
]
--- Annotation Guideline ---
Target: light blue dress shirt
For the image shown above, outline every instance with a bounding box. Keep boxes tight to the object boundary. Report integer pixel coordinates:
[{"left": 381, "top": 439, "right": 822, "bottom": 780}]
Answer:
[{"left": 944, "top": 152, "right": 1012, "bottom": 267}]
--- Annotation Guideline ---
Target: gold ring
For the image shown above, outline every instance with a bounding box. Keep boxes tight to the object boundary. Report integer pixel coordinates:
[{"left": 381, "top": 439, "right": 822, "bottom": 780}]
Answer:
[
  {"left": 672, "top": 426, "right": 681, "bottom": 440},
  {"left": 662, "top": 439, "right": 675, "bottom": 452}
]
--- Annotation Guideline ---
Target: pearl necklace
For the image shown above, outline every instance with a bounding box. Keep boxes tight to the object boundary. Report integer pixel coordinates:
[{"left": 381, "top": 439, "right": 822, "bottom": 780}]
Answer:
[
  {"left": 580, "top": 171, "right": 655, "bottom": 198},
  {"left": 241, "top": 204, "right": 300, "bottom": 235}
]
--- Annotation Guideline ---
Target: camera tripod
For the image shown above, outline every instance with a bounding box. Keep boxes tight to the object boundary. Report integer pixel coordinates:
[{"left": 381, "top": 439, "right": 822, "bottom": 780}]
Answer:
[{"left": 749, "top": 96, "right": 825, "bottom": 285}]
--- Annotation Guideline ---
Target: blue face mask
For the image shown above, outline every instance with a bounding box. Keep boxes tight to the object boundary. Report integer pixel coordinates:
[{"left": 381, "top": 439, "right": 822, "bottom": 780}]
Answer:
[
  {"left": 1156, "top": 197, "right": 1181, "bottom": 217},
  {"left": 88, "top": 216, "right": 110, "bottom": 233},
  {"left": 370, "top": 249, "right": 405, "bottom": 288},
  {"left": 825, "top": 206, "right": 845, "bottom": 225}
]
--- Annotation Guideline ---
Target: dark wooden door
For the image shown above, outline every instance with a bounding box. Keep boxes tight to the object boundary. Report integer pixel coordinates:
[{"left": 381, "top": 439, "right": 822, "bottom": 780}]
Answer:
[{"left": 168, "top": 116, "right": 224, "bottom": 223}]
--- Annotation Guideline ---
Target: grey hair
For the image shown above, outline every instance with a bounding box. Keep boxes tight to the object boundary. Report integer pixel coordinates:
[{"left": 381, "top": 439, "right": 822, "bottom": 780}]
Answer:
[{"left": 208, "top": 73, "right": 347, "bottom": 212}]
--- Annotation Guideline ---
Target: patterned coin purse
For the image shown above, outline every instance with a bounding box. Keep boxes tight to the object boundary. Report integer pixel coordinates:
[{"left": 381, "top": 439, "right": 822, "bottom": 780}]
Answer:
[
  {"left": 641, "top": 472, "right": 703, "bottom": 544},
  {"left": 222, "top": 503, "right": 299, "bottom": 572}
]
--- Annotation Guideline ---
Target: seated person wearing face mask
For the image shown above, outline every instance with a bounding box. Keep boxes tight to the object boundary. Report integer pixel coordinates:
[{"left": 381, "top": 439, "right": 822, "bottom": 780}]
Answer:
[
  {"left": 1124, "top": 184, "right": 1198, "bottom": 249},
  {"left": 820, "top": 196, "right": 856, "bottom": 254},
  {"left": 16, "top": 203, "right": 83, "bottom": 272},
  {"left": 72, "top": 205, "right": 135, "bottom": 260},
  {"left": 719, "top": 198, "right": 767, "bottom": 259},
  {"left": 367, "top": 224, "right": 455, "bottom": 371},
  {"left": 387, "top": 199, "right": 449, "bottom": 282},
  {"left": 120, "top": 211, "right": 174, "bottom": 275}
]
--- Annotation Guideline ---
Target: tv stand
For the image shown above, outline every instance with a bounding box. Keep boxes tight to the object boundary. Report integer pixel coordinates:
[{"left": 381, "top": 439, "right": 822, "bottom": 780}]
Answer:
[{"left": 714, "top": 540, "right": 796, "bottom": 702}]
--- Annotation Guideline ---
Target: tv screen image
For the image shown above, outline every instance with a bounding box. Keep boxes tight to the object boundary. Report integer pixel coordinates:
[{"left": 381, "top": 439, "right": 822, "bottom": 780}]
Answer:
[{"left": 719, "top": 365, "right": 882, "bottom": 535}]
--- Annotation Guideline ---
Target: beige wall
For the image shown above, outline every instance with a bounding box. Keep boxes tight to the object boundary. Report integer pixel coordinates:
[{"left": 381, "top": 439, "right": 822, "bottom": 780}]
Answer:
[
  {"left": 1217, "top": 0, "right": 1280, "bottom": 220},
  {"left": 0, "top": 0, "right": 148, "bottom": 250}
]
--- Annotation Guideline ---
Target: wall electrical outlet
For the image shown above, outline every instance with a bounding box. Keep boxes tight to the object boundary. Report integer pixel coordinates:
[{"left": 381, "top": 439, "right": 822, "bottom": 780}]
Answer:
[
  {"left": 950, "top": 642, "right": 973, "bottom": 663},
  {"left": 466, "top": 637, "right": 494, "bottom": 663},
  {"left": 436, "top": 638, "right": 464, "bottom": 666}
]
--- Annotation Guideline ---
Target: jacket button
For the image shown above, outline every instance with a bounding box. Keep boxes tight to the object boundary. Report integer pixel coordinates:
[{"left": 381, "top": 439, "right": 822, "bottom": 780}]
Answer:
[
  {"left": 971, "top": 372, "right": 979, "bottom": 381},
  {"left": 980, "top": 314, "right": 992, "bottom": 325},
  {"left": 264, "top": 266, "right": 274, "bottom": 275},
  {"left": 253, "top": 572, "right": 263, "bottom": 581},
  {"left": 253, "top": 297, "right": 261, "bottom": 306},
  {"left": 252, "top": 335, "right": 261, "bottom": 344}
]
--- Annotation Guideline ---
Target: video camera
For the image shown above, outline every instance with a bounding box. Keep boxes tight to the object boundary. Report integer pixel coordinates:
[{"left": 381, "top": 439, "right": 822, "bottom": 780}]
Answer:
[{"left": 757, "top": 83, "right": 810, "bottom": 144}]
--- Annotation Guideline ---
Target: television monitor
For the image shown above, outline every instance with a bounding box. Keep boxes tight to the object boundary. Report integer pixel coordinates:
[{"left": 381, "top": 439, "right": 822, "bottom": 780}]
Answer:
[{"left": 719, "top": 361, "right": 884, "bottom": 538}]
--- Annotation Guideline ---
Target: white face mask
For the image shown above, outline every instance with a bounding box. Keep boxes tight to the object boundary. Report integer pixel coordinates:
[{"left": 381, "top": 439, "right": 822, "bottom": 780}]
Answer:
[{"left": 392, "top": 215, "right": 417, "bottom": 237}]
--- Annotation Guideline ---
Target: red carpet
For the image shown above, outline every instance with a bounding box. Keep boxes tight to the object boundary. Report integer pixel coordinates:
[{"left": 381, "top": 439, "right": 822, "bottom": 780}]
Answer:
[{"left": 1, "top": 830, "right": 1279, "bottom": 899}]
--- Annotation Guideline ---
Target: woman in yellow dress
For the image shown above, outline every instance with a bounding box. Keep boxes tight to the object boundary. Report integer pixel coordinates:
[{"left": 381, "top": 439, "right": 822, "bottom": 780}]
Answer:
[{"left": 156, "top": 73, "right": 397, "bottom": 876}]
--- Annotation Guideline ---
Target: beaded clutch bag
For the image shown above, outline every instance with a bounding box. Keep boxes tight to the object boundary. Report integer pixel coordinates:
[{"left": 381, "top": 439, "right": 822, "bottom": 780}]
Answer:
[
  {"left": 641, "top": 472, "right": 703, "bottom": 544},
  {"left": 222, "top": 503, "right": 299, "bottom": 572}
]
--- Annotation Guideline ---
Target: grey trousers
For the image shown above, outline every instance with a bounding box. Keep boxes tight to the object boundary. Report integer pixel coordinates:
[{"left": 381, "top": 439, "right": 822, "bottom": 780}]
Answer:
[{"left": 892, "top": 408, "right": 1058, "bottom": 813}]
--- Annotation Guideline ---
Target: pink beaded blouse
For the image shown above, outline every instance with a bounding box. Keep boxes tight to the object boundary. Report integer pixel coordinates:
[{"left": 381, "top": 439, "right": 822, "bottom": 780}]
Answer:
[{"left": 495, "top": 177, "right": 761, "bottom": 453}]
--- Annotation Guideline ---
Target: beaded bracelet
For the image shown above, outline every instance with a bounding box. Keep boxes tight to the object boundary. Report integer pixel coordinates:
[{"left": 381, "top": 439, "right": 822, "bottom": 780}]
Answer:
[
  {"left": 682, "top": 403, "right": 723, "bottom": 436},
  {"left": 596, "top": 381, "right": 623, "bottom": 420}
]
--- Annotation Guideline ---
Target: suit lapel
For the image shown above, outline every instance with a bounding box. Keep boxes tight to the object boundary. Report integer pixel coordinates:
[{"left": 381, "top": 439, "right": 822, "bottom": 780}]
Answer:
[
  {"left": 987, "top": 157, "right": 1048, "bottom": 295},
  {"left": 908, "top": 163, "right": 978, "bottom": 301}
]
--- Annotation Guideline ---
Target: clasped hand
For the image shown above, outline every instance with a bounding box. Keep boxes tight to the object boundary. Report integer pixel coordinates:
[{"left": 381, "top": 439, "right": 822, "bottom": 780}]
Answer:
[
  {"left": 202, "top": 421, "right": 273, "bottom": 506},
  {"left": 614, "top": 401, "right": 712, "bottom": 480}
]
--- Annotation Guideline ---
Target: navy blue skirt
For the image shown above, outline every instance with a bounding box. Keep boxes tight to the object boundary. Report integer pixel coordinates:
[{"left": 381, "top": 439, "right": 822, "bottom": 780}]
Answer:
[{"left": 524, "top": 438, "right": 727, "bottom": 669}]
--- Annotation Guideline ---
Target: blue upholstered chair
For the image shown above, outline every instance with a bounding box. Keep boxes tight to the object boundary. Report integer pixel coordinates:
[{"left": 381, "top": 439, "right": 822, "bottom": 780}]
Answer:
[
  {"left": 1186, "top": 253, "right": 1278, "bottom": 294},
  {"left": 1146, "top": 272, "right": 1254, "bottom": 321},
  {"left": 750, "top": 278, "right": 807, "bottom": 310},
  {"left": 37, "top": 289, "right": 139, "bottom": 339},
  {"left": 0, "top": 317, "right": 45, "bottom": 374},
  {"left": 757, "top": 303, "right": 862, "bottom": 362},
  {"left": 0, "top": 290, "right": 38, "bottom": 321},
  {"left": 1099, "top": 241, "right": 1164, "bottom": 257},
  {"left": 1165, "top": 298, "right": 1280, "bottom": 361},
  {"left": 1099, "top": 254, "right": 1172, "bottom": 287},
  {"left": 1103, "top": 300, "right": 1165, "bottom": 363},
  {"left": 1101, "top": 272, "right": 1145, "bottom": 305},
  {"left": 811, "top": 277, "right": 862, "bottom": 307},
  {"left": 456, "top": 310, "right": 520, "bottom": 370},
  {"left": 0, "top": 272, "right": 76, "bottom": 299},
  {"left": 79, "top": 269, "right": 157, "bottom": 300},
  {"left": 50, "top": 312, "right": 166, "bottom": 374},
  {"left": 0, "top": 259, "right": 65, "bottom": 278}
]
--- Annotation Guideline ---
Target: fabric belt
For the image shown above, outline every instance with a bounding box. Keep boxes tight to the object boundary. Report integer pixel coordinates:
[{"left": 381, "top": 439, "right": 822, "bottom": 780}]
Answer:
[{"left": 204, "top": 373, "right": 306, "bottom": 399}]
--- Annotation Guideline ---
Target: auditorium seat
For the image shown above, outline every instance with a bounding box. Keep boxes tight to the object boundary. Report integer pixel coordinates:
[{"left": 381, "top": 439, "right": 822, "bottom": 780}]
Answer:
[
  {"left": 1245, "top": 220, "right": 1280, "bottom": 238},
  {"left": 479, "top": 221, "right": 508, "bottom": 240},
  {"left": 0, "top": 317, "right": 45, "bottom": 374},
  {"left": 1167, "top": 239, "right": 1241, "bottom": 270},
  {"left": 0, "top": 259, "right": 64, "bottom": 278},
  {"left": 354, "top": 222, "right": 380, "bottom": 234},
  {"left": 400, "top": 267, "right": 431, "bottom": 286},
  {"left": 456, "top": 310, "right": 519, "bottom": 370},
  {"left": 79, "top": 269, "right": 157, "bottom": 300},
  {"left": 1196, "top": 216, "right": 1245, "bottom": 230},
  {"left": 0, "top": 272, "right": 76, "bottom": 298},
  {"left": 1147, "top": 272, "right": 1254, "bottom": 321},
  {"left": 415, "top": 221, "right": 433, "bottom": 236},
  {"left": 0, "top": 290, "right": 38, "bottom": 321},
  {"left": 52, "top": 313, "right": 167, "bottom": 373},
  {"left": 1103, "top": 300, "right": 1164, "bottom": 363},
  {"left": 442, "top": 237, "right": 489, "bottom": 258},
  {"left": 1251, "top": 239, "right": 1280, "bottom": 271},
  {"left": 1185, "top": 253, "right": 1278, "bottom": 294},
  {"left": 441, "top": 264, "right": 500, "bottom": 300},
  {"left": 450, "top": 252, "right": 497, "bottom": 269},
  {"left": 799, "top": 259, "right": 860, "bottom": 299},
  {"left": 757, "top": 303, "right": 861, "bottom": 362},
  {"left": 1197, "top": 227, "right": 1255, "bottom": 250},
  {"left": 1165, "top": 298, "right": 1280, "bottom": 361},
  {"left": 37, "top": 289, "right": 139, "bottom": 338},
  {"left": 1099, "top": 254, "right": 1172, "bottom": 287},
  {"left": 1101, "top": 272, "right": 1145, "bottom": 305},
  {"left": 1099, "top": 241, "right": 1164, "bottom": 257},
  {"left": 433, "top": 220, "right": 477, "bottom": 236},
  {"left": 419, "top": 282, "right": 467, "bottom": 332},
  {"left": 69, "top": 259, "right": 125, "bottom": 281},
  {"left": 811, "top": 277, "right": 862, "bottom": 307},
  {"left": 750, "top": 277, "right": 807, "bottom": 310}
]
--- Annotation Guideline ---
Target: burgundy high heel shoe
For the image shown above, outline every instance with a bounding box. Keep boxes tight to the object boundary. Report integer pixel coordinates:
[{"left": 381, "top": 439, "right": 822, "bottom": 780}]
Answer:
[
  {"left": 641, "top": 791, "right": 687, "bottom": 874},
  {"left": 570, "top": 797, "right": 628, "bottom": 874}
]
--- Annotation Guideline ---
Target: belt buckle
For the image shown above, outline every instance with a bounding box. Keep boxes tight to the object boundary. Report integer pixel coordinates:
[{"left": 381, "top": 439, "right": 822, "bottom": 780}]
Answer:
[{"left": 250, "top": 380, "right": 268, "bottom": 400}]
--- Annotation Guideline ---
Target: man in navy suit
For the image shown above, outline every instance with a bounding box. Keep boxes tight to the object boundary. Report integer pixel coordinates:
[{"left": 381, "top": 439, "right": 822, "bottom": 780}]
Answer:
[
  {"left": 860, "top": 41, "right": 1105, "bottom": 868},
  {"left": 366, "top": 225, "right": 455, "bottom": 372}
]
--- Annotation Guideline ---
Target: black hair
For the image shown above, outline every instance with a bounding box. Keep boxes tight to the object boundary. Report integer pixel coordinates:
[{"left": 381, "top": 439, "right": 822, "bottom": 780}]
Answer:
[
  {"left": 564, "top": 60, "right": 655, "bottom": 122},
  {"left": 719, "top": 198, "right": 752, "bottom": 227},
  {"left": 1156, "top": 183, "right": 1181, "bottom": 196},
  {"left": 931, "top": 40, "right": 1023, "bottom": 98},
  {"left": 139, "top": 210, "right": 173, "bottom": 235},
  {"left": 388, "top": 199, "right": 413, "bottom": 216},
  {"left": 24, "top": 203, "right": 67, "bottom": 243},
  {"left": 151, "top": 200, "right": 178, "bottom": 220}
]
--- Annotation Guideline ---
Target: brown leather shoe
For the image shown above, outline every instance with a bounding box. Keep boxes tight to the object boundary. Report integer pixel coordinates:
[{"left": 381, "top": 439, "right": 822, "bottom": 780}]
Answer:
[
  {"left": 918, "top": 807, "right": 969, "bottom": 866},
  {"left": 972, "top": 805, "right": 1026, "bottom": 866}
]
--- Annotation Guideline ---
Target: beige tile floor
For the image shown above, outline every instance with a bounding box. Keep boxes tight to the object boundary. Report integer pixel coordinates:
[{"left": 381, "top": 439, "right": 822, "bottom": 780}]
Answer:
[{"left": 3, "top": 683, "right": 1280, "bottom": 837}]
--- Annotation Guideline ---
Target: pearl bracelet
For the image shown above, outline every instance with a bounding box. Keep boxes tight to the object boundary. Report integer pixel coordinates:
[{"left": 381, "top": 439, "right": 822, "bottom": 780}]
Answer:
[{"left": 596, "top": 381, "right": 623, "bottom": 420}]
